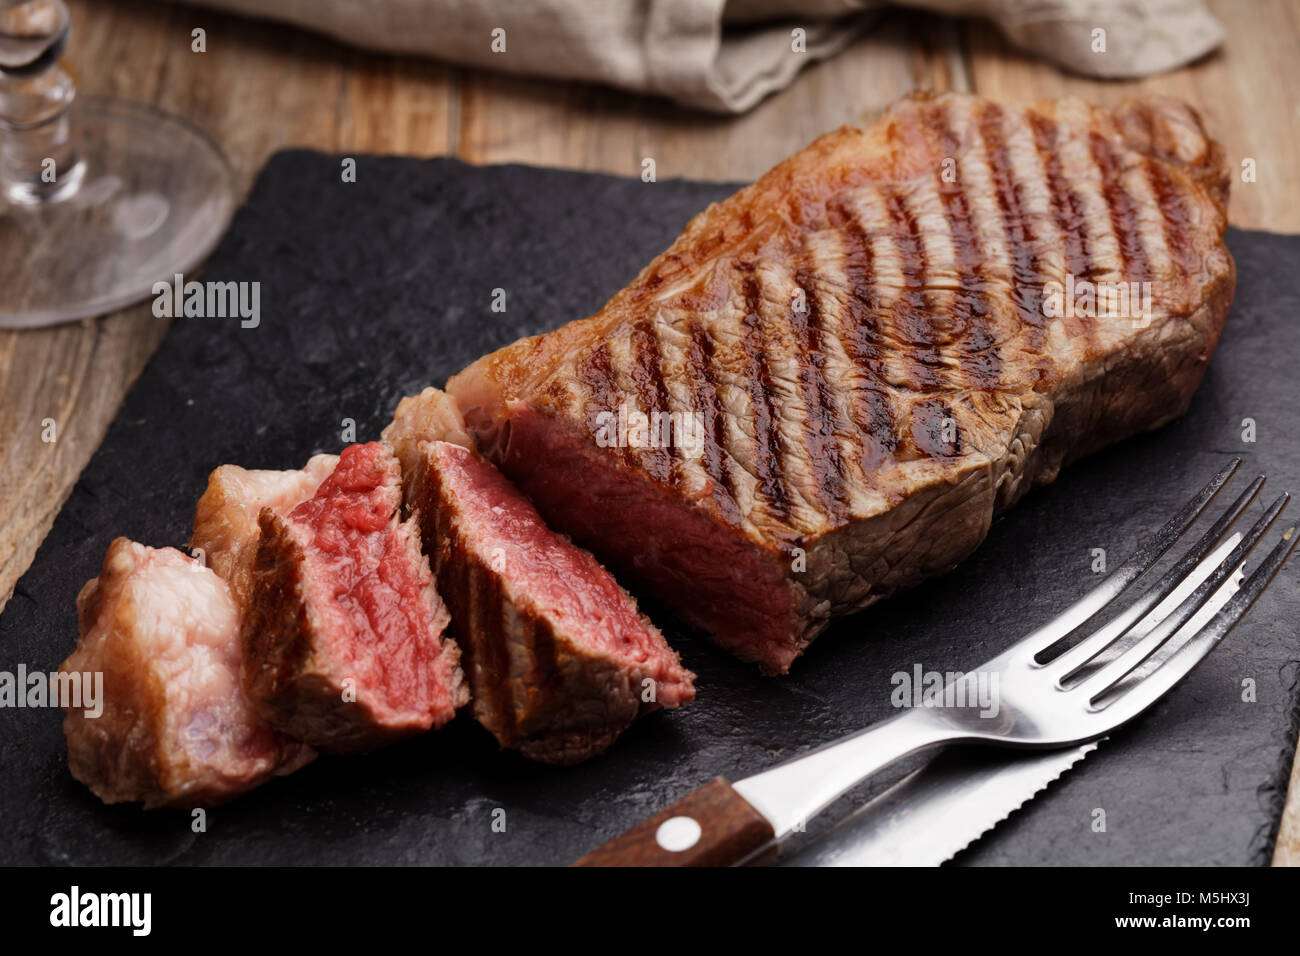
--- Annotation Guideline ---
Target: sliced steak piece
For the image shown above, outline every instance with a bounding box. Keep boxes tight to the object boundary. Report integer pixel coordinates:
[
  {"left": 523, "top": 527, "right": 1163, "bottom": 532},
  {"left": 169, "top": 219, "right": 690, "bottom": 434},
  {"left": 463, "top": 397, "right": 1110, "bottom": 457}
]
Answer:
[
  {"left": 445, "top": 91, "right": 1235, "bottom": 674},
  {"left": 61, "top": 538, "right": 314, "bottom": 808},
  {"left": 383, "top": 386, "right": 475, "bottom": 479},
  {"left": 407, "top": 440, "right": 695, "bottom": 765},
  {"left": 241, "top": 442, "right": 468, "bottom": 752},
  {"left": 189, "top": 454, "right": 339, "bottom": 607}
]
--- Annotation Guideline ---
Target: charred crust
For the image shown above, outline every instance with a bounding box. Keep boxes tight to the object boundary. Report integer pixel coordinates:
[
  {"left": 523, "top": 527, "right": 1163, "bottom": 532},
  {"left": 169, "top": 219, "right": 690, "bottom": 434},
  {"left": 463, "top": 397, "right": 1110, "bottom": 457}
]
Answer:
[{"left": 241, "top": 509, "right": 316, "bottom": 729}]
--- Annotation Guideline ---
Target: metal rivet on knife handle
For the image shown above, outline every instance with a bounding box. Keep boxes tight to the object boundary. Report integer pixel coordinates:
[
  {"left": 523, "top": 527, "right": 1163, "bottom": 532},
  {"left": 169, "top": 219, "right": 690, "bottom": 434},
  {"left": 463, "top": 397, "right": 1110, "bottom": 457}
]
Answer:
[{"left": 572, "top": 778, "right": 774, "bottom": 867}]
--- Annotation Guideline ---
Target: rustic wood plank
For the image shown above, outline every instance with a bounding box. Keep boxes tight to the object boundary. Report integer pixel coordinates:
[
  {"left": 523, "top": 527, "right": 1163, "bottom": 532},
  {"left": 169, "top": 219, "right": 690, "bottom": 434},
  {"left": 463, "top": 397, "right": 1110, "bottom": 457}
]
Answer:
[
  {"left": 1276, "top": 768, "right": 1300, "bottom": 865},
  {"left": 0, "top": 310, "right": 170, "bottom": 607},
  {"left": 456, "top": 67, "right": 644, "bottom": 173}
]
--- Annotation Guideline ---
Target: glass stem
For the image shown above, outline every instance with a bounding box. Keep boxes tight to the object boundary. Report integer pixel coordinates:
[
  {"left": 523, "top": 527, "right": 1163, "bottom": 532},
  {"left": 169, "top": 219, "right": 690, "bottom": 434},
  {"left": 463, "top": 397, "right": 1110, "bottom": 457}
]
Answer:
[{"left": 0, "top": 0, "right": 81, "bottom": 204}]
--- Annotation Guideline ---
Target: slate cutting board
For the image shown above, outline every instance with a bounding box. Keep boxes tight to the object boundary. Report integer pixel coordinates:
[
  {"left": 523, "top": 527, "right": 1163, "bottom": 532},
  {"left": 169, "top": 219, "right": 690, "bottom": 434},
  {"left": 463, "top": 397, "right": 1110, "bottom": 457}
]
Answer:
[{"left": 1, "top": 153, "right": 1297, "bottom": 867}]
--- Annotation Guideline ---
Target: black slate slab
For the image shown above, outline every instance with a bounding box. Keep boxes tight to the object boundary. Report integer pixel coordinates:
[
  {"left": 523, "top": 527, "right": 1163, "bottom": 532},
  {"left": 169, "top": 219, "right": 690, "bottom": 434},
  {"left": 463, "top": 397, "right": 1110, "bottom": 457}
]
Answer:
[{"left": 1, "top": 152, "right": 1297, "bottom": 866}]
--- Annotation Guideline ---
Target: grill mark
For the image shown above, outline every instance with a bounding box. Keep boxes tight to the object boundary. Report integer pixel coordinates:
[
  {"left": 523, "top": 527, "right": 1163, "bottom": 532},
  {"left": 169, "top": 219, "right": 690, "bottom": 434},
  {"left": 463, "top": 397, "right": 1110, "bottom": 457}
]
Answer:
[
  {"left": 1028, "top": 112, "right": 1092, "bottom": 281},
  {"left": 436, "top": 513, "right": 514, "bottom": 744},
  {"left": 476, "top": 560, "right": 518, "bottom": 743},
  {"left": 979, "top": 103, "right": 1053, "bottom": 385},
  {"left": 978, "top": 104, "right": 1047, "bottom": 325},
  {"left": 674, "top": 266, "right": 734, "bottom": 315},
  {"left": 789, "top": 270, "right": 850, "bottom": 522},
  {"left": 248, "top": 513, "right": 315, "bottom": 704},
  {"left": 629, "top": 320, "right": 676, "bottom": 485},
  {"left": 526, "top": 616, "right": 560, "bottom": 712},
  {"left": 1089, "top": 130, "right": 1152, "bottom": 284},
  {"left": 1131, "top": 101, "right": 1160, "bottom": 157},
  {"left": 1146, "top": 159, "right": 1197, "bottom": 277},
  {"left": 577, "top": 342, "right": 624, "bottom": 460},
  {"left": 685, "top": 321, "right": 743, "bottom": 527},
  {"left": 925, "top": 103, "right": 960, "bottom": 158},
  {"left": 424, "top": 456, "right": 517, "bottom": 744},
  {"left": 926, "top": 106, "right": 1003, "bottom": 391},
  {"left": 881, "top": 185, "right": 944, "bottom": 392},
  {"left": 426, "top": 468, "right": 512, "bottom": 743},
  {"left": 1028, "top": 110, "right": 1100, "bottom": 357},
  {"left": 739, "top": 274, "right": 791, "bottom": 518},
  {"left": 832, "top": 207, "right": 899, "bottom": 473},
  {"left": 910, "top": 398, "right": 962, "bottom": 458}
]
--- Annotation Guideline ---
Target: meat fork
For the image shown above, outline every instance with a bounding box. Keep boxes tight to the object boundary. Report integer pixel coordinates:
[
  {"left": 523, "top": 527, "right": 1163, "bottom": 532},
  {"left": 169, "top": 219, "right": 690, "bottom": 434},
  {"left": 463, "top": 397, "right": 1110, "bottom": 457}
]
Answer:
[{"left": 575, "top": 459, "right": 1297, "bottom": 866}]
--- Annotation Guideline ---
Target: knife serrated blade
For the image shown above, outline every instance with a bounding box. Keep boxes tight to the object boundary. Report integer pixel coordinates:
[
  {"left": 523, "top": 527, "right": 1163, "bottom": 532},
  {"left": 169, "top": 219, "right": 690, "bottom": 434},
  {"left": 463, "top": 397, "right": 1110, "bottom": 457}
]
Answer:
[{"left": 778, "top": 741, "right": 1100, "bottom": 866}]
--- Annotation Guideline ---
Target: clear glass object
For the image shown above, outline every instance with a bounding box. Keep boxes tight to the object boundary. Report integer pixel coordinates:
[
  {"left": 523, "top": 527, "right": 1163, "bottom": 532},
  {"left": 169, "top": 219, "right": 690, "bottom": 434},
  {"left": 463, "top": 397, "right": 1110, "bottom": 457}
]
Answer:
[{"left": 0, "top": 0, "right": 236, "bottom": 328}]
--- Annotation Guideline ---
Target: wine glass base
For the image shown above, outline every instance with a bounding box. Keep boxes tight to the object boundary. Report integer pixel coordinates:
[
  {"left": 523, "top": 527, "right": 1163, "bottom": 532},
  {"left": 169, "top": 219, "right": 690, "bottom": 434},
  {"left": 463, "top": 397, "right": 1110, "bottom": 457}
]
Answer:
[{"left": 0, "top": 97, "right": 236, "bottom": 329}]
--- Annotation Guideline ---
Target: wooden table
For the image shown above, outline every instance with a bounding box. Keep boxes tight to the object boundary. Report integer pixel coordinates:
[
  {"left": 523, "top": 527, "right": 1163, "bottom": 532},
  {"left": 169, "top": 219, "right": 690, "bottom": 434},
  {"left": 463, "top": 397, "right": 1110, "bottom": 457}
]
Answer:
[{"left": 5, "top": 0, "right": 1299, "bottom": 864}]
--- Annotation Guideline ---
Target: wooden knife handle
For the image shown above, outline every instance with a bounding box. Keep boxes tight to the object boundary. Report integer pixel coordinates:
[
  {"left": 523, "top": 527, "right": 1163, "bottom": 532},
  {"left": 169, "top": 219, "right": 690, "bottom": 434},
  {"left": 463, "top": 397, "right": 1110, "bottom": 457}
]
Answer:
[{"left": 573, "top": 777, "right": 775, "bottom": 867}]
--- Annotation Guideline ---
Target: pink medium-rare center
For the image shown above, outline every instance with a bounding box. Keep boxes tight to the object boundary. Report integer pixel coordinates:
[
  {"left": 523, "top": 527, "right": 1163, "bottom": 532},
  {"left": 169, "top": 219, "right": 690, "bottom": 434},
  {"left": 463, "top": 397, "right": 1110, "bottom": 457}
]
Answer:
[
  {"left": 437, "top": 442, "right": 685, "bottom": 673},
  {"left": 189, "top": 453, "right": 339, "bottom": 608},
  {"left": 407, "top": 437, "right": 694, "bottom": 763},
  {"left": 241, "top": 441, "right": 468, "bottom": 752}
]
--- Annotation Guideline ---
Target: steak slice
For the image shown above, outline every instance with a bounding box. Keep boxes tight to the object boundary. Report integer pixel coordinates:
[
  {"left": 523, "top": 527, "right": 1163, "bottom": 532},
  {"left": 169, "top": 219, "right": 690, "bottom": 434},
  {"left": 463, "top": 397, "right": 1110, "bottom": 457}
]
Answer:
[
  {"left": 189, "top": 454, "right": 339, "bottom": 607},
  {"left": 407, "top": 439, "right": 695, "bottom": 764},
  {"left": 61, "top": 538, "right": 314, "bottom": 808},
  {"left": 241, "top": 442, "right": 468, "bottom": 752},
  {"left": 445, "top": 92, "right": 1235, "bottom": 674},
  {"left": 383, "top": 385, "right": 475, "bottom": 478}
]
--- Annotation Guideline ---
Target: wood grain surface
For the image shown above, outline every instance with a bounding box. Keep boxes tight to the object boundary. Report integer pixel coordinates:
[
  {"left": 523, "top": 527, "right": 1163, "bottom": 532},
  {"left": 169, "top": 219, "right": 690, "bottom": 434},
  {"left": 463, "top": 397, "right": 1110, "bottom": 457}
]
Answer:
[{"left": 4, "top": 0, "right": 1299, "bottom": 864}]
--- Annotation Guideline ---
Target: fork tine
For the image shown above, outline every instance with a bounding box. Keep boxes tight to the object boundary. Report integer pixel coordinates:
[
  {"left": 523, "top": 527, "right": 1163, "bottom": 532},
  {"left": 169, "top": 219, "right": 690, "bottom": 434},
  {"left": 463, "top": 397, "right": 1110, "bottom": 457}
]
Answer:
[
  {"left": 1046, "top": 531, "right": 1241, "bottom": 682},
  {"left": 1081, "top": 504, "right": 1294, "bottom": 708},
  {"left": 1088, "top": 525, "right": 1298, "bottom": 725},
  {"left": 1041, "top": 474, "right": 1265, "bottom": 677},
  {"left": 1017, "top": 457, "right": 1241, "bottom": 657},
  {"left": 1072, "top": 494, "right": 1288, "bottom": 701}
]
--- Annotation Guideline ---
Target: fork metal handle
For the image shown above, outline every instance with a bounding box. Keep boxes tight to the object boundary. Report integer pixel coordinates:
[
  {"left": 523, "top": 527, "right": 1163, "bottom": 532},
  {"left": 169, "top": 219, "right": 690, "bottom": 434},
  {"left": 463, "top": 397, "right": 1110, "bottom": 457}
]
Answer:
[{"left": 732, "top": 707, "right": 957, "bottom": 842}]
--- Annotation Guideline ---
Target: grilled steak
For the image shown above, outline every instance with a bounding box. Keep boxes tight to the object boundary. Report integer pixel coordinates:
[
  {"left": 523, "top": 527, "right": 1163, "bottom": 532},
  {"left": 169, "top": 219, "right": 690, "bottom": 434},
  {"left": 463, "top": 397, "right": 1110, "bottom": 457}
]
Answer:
[
  {"left": 189, "top": 454, "right": 339, "bottom": 608},
  {"left": 406, "top": 437, "right": 695, "bottom": 764},
  {"left": 61, "top": 539, "right": 314, "bottom": 808},
  {"left": 241, "top": 442, "right": 468, "bottom": 752},
  {"left": 446, "top": 92, "right": 1235, "bottom": 674}
]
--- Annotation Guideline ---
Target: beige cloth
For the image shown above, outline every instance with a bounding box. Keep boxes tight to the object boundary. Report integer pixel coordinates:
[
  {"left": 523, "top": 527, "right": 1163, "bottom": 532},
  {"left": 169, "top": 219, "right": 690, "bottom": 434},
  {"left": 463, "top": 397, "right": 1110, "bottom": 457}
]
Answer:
[{"left": 175, "top": 0, "right": 1224, "bottom": 113}]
